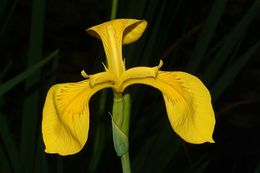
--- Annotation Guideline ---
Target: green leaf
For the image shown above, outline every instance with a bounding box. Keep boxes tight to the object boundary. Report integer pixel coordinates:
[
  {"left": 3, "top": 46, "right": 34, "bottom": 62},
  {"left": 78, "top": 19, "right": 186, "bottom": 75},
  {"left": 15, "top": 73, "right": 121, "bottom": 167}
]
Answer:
[
  {"left": 204, "top": 0, "right": 260, "bottom": 86},
  {"left": 112, "top": 93, "right": 131, "bottom": 157},
  {"left": 20, "top": 0, "right": 46, "bottom": 172},
  {"left": 142, "top": 128, "right": 181, "bottom": 173},
  {"left": 0, "top": 114, "right": 24, "bottom": 173},
  {"left": 0, "top": 144, "right": 12, "bottom": 173},
  {"left": 112, "top": 118, "right": 129, "bottom": 157},
  {"left": 0, "top": 50, "right": 58, "bottom": 97},
  {"left": 0, "top": 0, "right": 18, "bottom": 41},
  {"left": 33, "top": 136, "right": 49, "bottom": 173},
  {"left": 211, "top": 41, "right": 260, "bottom": 102},
  {"left": 183, "top": 154, "right": 210, "bottom": 173},
  {"left": 187, "top": 0, "right": 228, "bottom": 72}
]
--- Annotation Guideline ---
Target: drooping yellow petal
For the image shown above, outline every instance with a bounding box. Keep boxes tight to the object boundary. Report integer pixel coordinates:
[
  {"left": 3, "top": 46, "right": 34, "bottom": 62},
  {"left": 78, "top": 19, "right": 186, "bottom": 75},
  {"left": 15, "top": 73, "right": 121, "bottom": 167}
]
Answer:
[
  {"left": 42, "top": 79, "right": 112, "bottom": 155},
  {"left": 86, "top": 19, "right": 147, "bottom": 77},
  {"left": 121, "top": 71, "right": 215, "bottom": 144}
]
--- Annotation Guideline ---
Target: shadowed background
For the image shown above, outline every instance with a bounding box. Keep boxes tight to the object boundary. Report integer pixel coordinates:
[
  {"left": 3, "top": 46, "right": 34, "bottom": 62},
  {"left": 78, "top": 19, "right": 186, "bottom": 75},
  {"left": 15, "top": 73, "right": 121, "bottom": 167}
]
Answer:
[{"left": 0, "top": 0, "right": 260, "bottom": 172}]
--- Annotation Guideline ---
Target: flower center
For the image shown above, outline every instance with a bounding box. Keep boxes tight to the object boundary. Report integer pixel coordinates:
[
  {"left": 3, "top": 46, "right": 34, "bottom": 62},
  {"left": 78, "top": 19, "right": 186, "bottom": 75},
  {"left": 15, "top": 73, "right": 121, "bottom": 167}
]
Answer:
[{"left": 84, "top": 60, "right": 163, "bottom": 93}]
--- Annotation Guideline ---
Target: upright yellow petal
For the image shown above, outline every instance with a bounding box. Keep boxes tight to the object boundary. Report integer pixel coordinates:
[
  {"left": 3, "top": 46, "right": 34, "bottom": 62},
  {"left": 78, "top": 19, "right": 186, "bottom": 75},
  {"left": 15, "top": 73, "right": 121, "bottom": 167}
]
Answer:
[
  {"left": 87, "top": 19, "right": 147, "bottom": 45},
  {"left": 42, "top": 80, "right": 112, "bottom": 155},
  {"left": 122, "top": 71, "right": 215, "bottom": 144},
  {"left": 86, "top": 19, "right": 147, "bottom": 77},
  {"left": 122, "top": 19, "right": 147, "bottom": 45}
]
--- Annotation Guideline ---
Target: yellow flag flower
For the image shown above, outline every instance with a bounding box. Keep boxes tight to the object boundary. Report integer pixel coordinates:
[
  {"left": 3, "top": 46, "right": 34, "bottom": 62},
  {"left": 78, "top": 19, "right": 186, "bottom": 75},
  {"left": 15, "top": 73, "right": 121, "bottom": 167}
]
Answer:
[{"left": 42, "top": 19, "right": 215, "bottom": 156}]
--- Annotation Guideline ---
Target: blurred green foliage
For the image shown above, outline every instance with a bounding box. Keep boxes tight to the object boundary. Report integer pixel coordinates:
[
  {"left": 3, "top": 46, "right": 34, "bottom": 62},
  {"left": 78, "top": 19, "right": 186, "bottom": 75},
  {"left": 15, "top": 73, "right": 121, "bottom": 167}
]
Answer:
[{"left": 0, "top": 0, "right": 260, "bottom": 172}]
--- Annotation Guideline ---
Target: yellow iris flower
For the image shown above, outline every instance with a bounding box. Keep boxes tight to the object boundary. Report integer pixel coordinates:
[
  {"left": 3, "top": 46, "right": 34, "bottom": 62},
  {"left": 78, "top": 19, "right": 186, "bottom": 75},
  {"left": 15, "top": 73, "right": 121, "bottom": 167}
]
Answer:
[{"left": 42, "top": 19, "right": 215, "bottom": 156}]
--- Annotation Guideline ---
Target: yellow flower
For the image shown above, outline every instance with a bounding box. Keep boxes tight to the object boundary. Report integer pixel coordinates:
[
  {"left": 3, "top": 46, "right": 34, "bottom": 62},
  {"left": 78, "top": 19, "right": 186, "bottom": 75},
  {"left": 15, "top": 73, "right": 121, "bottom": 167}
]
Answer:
[{"left": 42, "top": 19, "right": 215, "bottom": 156}]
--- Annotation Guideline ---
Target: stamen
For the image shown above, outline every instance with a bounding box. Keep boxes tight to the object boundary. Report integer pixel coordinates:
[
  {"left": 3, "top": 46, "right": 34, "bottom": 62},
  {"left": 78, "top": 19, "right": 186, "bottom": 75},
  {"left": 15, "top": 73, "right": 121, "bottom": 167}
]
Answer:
[
  {"left": 158, "top": 60, "right": 163, "bottom": 69},
  {"left": 153, "top": 59, "right": 164, "bottom": 77},
  {"left": 101, "top": 62, "right": 109, "bottom": 71},
  {"left": 81, "top": 70, "right": 89, "bottom": 78}
]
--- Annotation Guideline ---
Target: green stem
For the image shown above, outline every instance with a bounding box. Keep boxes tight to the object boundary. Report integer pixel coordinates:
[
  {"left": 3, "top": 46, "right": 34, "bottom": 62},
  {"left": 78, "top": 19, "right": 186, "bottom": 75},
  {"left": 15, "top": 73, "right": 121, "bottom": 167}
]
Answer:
[
  {"left": 121, "top": 152, "right": 131, "bottom": 173},
  {"left": 110, "top": 0, "right": 118, "bottom": 20},
  {"left": 112, "top": 93, "right": 131, "bottom": 173}
]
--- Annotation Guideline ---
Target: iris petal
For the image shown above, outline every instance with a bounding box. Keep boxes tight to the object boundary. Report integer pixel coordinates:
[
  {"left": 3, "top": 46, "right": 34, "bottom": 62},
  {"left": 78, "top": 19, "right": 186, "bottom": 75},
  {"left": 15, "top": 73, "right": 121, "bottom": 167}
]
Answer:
[
  {"left": 86, "top": 19, "right": 147, "bottom": 77},
  {"left": 122, "top": 19, "right": 147, "bottom": 45},
  {"left": 122, "top": 71, "right": 215, "bottom": 144},
  {"left": 42, "top": 79, "right": 112, "bottom": 155},
  {"left": 87, "top": 19, "right": 147, "bottom": 45}
]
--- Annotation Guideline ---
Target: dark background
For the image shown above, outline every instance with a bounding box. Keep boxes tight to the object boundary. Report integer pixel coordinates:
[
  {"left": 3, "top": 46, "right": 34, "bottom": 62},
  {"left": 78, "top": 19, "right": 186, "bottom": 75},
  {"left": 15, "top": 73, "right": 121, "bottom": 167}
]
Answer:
[{"left": 0, "top": 0, "right": 260, "bottom": 172}]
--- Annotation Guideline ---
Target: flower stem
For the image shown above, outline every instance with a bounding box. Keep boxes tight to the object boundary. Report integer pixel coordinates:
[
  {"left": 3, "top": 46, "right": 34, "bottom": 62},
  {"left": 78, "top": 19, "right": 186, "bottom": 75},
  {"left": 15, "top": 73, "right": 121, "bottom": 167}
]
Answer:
[
  {"left": 112, "top": 93, "right": 131, "bottom": 173},
  {"left": 110, "top": 0, "right": 118, "bottom": 20},
  {"left": 121, "top": 152, "right": 131, "bottom": 173}
]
